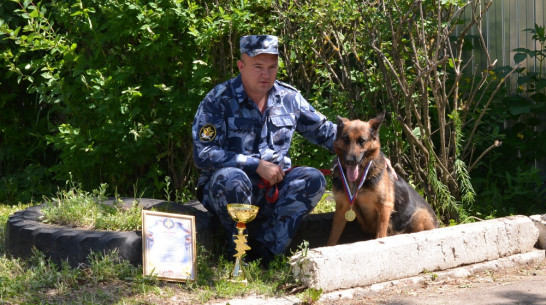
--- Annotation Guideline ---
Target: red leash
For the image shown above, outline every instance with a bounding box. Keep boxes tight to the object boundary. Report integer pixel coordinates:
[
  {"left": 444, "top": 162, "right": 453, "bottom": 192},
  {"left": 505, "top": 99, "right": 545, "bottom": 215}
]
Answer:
[
  {"left": 319, "top": 168, "right": 332, "bottom": 176},
  {"left": 258, "top": 167, "right": 332, "bottom": 203}
]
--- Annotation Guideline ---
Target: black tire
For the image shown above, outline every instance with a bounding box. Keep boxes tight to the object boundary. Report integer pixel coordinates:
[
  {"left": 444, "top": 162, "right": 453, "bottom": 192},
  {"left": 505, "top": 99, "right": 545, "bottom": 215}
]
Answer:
[
  {"left": 289, "top": 212, "right": 373, "bottom": 252},
  {"left": 5, "top": 198, "right": 216, "bottom": 267}
]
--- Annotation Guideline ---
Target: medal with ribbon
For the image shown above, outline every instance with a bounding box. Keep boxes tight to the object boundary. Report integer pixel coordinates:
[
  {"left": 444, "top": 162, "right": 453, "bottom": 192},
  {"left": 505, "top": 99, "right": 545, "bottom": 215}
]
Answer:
[{"left": 337, "top": 158, "right": 373, "bottom": 221}]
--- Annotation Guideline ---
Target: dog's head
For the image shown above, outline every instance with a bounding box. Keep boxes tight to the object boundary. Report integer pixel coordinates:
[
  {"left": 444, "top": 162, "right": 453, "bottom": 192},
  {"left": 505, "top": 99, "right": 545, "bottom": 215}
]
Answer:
[{"left": 334, "top": 111, "right": 385, "bottom": 181}]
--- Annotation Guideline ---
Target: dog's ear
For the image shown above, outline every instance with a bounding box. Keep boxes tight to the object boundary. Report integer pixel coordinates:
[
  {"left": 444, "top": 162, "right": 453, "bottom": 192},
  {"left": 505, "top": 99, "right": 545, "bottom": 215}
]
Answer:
[
  {"left": 336, "top": 116, "right": 347, "bottom": 139},
  {"left": 369, "top": 111, "right": 385, "bottom": 139}
]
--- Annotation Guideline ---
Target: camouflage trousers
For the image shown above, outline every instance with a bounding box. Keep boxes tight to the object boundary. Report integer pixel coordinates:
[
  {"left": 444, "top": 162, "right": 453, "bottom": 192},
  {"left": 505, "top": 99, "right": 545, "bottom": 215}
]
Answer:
[{"left": 200, "top": 166, "right": 326, "bottom": 261}]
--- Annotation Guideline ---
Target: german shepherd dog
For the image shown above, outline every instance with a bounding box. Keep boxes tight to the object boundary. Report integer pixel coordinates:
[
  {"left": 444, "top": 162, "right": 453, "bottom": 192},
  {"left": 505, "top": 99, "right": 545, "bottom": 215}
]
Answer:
[{"left": 327, "top": 111, "right": 439, "bottom": 246}]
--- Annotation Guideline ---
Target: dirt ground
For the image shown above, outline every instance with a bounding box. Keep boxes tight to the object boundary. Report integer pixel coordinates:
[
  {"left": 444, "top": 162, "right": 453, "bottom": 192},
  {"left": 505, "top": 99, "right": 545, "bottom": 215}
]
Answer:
[{"left": 319, "top": 259, "right": 546, "bottom": 305}]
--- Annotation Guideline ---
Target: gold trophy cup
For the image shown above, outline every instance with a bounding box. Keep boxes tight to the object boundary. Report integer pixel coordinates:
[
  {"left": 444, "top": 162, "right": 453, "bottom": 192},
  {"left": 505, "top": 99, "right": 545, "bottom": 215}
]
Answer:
[{"left": 226, "top": 203, "right": 259, "bottom": 283}]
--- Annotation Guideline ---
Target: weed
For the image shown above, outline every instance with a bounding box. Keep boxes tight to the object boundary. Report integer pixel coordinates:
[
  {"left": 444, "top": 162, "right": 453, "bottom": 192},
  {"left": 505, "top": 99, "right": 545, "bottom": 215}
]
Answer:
[
  {"left": 41, "top": 183, "right": 142, "bottom": 231},
  {"left": 84, "top": 250, "right": 140, "bottom": 284},
  {"left": 0, "top": 203, "right": 29, "bottom": 253},
  {"left": 299, "top": 288, "right": 323, "bottom": 304}
]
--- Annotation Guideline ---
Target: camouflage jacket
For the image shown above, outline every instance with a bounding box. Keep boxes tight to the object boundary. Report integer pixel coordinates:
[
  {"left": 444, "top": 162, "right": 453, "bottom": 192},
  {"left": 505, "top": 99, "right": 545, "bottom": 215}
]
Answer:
[{"left": 192, "top": 74, "right": 337, "bottom": 187}]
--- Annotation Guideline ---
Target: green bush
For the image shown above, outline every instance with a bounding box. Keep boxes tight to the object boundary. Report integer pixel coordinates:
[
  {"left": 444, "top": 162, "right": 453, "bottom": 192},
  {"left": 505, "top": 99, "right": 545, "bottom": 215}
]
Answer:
[{"left": 1, "top": 0, "right": 276, "bottom": 202}]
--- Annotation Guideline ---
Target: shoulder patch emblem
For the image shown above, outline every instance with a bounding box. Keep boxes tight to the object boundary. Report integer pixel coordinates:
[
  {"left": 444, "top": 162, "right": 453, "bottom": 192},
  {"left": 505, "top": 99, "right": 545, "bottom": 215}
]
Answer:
[{"left": 199, "top": 124, "right": 217, "bottom": 142}]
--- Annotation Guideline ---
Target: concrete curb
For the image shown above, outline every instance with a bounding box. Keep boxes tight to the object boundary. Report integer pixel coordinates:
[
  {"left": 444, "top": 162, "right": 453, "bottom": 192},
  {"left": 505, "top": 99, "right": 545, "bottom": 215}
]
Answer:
[
  {"left": 290, "top": 215, "right": 540, "bottom": 292},
  {"left": 320, "top": 249, "right": 545, "bottom": 303}
]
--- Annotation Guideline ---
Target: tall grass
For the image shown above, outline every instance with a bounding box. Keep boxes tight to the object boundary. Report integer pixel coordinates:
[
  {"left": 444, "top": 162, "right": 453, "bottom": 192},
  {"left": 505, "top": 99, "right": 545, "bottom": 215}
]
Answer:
[{"left": 41, "top": 183, "right": 142, "bottom": 231}]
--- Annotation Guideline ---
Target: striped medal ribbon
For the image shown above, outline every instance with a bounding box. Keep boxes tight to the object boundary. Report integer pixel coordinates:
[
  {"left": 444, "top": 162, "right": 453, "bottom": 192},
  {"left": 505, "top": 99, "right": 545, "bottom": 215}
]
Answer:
[{"left": 337, "top": 158, "right": 373, "bottom": 221}]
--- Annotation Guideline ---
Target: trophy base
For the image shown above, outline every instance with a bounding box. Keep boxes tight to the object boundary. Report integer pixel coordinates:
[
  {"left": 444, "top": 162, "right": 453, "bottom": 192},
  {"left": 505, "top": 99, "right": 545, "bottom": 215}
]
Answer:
[{"left": 229, "top": 256, "right": 248, "bottom": 284}]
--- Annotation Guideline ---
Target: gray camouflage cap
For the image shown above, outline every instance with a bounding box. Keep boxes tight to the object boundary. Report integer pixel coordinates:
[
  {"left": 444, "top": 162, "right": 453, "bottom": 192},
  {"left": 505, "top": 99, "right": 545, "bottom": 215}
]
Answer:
[{"left": 239, "top": 35, "right": 278, "bottom": 57}]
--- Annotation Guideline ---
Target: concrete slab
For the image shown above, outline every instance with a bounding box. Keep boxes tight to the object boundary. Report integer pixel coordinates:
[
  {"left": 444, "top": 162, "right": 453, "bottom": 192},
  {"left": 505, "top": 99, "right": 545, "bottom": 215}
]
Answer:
[
  {"left": 290, "top": 216, "right": 540, "bottom": 292},
  {"left": 530, "top": 214, "right": 546, "bottom": 249}
]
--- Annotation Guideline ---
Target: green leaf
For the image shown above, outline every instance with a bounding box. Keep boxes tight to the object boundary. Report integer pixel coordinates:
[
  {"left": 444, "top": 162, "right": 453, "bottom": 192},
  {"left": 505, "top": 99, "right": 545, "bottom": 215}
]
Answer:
[
  {"left": 535, "top": 79, "right": 546, "bottom": 91},
  {"left": 517, "top": 75, "right": 530, "bottom": 86},
  {"left": 513, "top": 47, "right": 530, "bottom": 52},
  {"left": 513, "top": 52, "right": 527, "bottom": 64},
  {"left": 509, "top": 102, "right": 531, "bottom": 115},
  {"left": 28, "top": 8, "right": 39, "bottom": 18},
  {"left": 11, "top": 27, "right": 21, "bottom": 37},
  {"left": 412, "top": 127, "right": 422, "bottom": 139}
]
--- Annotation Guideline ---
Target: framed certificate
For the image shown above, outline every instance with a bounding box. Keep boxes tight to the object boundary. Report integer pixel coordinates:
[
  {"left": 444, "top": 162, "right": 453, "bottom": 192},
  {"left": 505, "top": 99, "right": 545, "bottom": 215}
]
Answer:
[{"left": 142, "top": 210, "right": 196, "bottom": 281}]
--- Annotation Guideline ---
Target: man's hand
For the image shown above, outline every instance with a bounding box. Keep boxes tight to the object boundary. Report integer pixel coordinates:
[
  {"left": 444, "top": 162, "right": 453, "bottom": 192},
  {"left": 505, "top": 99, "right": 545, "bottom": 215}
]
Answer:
[
  {"left": 256, "top": 160, "right": 285, "bottom": 185},
  {"left": 385, "top": 157, "right": 398, "bottom": 180}
]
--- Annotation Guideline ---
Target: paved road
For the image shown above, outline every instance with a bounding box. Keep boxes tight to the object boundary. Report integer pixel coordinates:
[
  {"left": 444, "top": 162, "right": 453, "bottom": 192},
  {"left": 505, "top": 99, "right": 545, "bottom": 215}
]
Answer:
[{"left": 378, "top": 275, "right": 546, "bottom": 305}]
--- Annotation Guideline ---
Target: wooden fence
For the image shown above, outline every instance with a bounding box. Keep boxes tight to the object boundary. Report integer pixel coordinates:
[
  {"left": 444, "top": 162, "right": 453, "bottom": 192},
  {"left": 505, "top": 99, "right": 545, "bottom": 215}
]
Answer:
[
  {"left": 460, "top": 0, "right": 544, "bottom": 91},
  {"left": 468, "top": 0, "right": 545, "bottom": 175}
]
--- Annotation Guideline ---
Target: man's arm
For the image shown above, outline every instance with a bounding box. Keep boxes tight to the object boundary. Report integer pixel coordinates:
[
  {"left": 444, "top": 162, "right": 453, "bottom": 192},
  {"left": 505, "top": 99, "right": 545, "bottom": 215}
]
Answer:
[
  {"left": 292, "top": 93, "right": 337, "bottom": 152},
  {"left": 192, "top": 93, "right": 260, "bottom": 173}
]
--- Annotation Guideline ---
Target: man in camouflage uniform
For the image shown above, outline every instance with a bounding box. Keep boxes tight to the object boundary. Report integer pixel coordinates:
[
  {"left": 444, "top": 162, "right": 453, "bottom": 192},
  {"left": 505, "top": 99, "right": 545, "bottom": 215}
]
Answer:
[{"left": 192, "top": 35, "right": 337, "bottom": 264}]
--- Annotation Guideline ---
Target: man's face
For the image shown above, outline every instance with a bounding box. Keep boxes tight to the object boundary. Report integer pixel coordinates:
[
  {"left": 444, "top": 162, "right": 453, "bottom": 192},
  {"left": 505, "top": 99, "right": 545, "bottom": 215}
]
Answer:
[{"left": 237, "top": 53, "right": 278, "bottom": 99}]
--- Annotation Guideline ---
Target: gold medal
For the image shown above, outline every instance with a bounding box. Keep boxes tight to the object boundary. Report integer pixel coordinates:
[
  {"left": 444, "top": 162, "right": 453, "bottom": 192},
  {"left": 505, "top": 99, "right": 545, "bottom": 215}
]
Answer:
[{"left": 345, "top": 208, "right": 356, "bottom": 222}]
